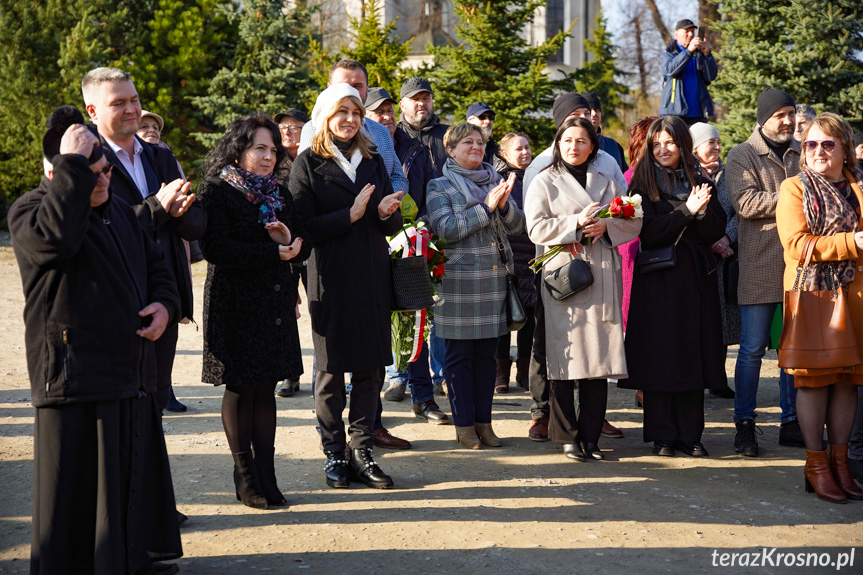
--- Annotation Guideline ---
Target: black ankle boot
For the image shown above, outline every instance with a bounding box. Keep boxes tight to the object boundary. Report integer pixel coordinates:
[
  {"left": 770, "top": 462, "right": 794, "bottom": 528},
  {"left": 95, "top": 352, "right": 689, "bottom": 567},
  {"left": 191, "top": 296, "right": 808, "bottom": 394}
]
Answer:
[
  {"left": 254, "top": 447, "right": 287, "bottom": 506},
  {"left": 349, "top": 447, "right": 394, "bottom": 489},
  {"left": 232, "top": 452, "right": 268, "bottom": 509},
  {"left": 324, "top": 449, "right": 349, "bottom": 488}
]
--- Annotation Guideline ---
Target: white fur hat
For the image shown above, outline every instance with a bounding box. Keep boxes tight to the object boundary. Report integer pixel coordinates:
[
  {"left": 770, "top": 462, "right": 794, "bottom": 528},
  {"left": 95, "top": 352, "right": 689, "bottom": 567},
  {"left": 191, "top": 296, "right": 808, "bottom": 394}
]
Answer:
[
  {"left": 689, "top": 122, "right": 720, "bottom": 151},
  {"left": 311, "top": 84, "right": 362, "bottom": 129}
]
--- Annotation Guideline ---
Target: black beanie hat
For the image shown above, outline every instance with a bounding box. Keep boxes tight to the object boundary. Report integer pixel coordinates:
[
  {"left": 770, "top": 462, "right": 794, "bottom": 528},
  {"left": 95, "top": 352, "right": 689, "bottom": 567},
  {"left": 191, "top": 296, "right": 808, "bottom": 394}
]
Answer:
[
  {"left": 552, "top": 93, "right": 591, "bottom": 128},
  {"left": 756, "top": 88, "right": 796, "bottom": 126},
  {"left": 42, "top": 105, "right": 104, "bottom": 165},
  {"left": 583, "top": 91, "right": 602, "bottom": 112}
]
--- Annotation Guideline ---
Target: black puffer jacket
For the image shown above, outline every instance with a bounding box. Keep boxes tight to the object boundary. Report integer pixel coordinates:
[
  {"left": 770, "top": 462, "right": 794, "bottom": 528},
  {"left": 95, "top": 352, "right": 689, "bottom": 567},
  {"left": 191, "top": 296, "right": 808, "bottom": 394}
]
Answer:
[
  {"left": 495, "top": 157, "right": 537, "bottom": 308},
  {"left": 9, "top": 154, "right": 180, "bottom": 407}
]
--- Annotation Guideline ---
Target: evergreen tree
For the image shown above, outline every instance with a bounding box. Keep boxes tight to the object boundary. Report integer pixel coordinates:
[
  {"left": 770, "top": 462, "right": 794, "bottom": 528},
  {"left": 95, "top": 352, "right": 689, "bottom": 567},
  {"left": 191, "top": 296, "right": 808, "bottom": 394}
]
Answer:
[
  {"left": 567, "top": 15, "right": 630, "bottom": 127},
  {"left": 194, "top": 0, "right": 318, "bottom": 145},
  {"left": 712, "top": 0, "right": 863, "bottom": 147},
  {"left": 308, "top": 0, "right": 413, "bottom": 105},
  {"left": 427, "top": 0, "right": 569, "bottom": 148}
]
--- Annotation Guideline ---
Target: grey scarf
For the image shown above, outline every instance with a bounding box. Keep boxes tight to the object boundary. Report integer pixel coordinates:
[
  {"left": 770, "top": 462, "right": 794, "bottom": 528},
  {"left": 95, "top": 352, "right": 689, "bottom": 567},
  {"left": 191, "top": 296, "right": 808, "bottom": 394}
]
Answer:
[{"left": 442, "top": 157, "right": 499, "bottom": 208}]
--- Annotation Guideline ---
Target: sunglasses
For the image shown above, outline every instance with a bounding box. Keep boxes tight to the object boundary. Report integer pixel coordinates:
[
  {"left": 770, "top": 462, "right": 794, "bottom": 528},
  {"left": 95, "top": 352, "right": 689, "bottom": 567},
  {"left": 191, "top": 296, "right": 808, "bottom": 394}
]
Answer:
[
  {"left": 98, "top": 163, "right": 113, "bottom": 175},
  {"left": 803, "top": 139, "right": 837, "bottom": 152}
]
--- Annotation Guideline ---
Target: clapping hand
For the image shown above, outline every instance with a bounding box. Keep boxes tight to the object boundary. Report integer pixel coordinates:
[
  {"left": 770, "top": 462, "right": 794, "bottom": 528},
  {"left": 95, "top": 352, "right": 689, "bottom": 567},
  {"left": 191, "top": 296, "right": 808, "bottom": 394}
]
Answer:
[
  {"left": 685, "top": 183, "right": 711, "bottom": 215},
  {"left": 278, "top": 236, "right": 303, "bottom": 261},
  {"left": 350, "top": 184, "right": 375, "bottom": 223},
  {"left": 157, "top": 179, "right": 196, "bottom": 217},
  {"left": 484, "top": 172, "right": 516, "bottom": 211},
  {"left": 265, "top": 220, "right": 292, "bottom": 245},
  {"left": 378, "top": 191, "right": 403, "bottom": 219}
]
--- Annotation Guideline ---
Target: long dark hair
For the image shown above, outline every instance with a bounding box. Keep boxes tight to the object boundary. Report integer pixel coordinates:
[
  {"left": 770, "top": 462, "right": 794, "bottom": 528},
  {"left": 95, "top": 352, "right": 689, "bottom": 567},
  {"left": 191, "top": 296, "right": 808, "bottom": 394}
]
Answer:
[
  {"left": 203, "top": 113, "right": 285, "bottom": 181},
  {"left": 545, "top": 117, "right": 599, "bottom": 174},
  {"left": 631, "top": 116, "right": 697, "bottom": 202}
]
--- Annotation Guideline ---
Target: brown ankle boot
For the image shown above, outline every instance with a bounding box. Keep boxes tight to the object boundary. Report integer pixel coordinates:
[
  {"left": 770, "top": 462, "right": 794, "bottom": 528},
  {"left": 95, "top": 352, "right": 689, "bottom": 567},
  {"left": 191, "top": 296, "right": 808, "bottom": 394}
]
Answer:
[
  {"left": 829, "top": 444, "right": 863, "bottom": 500},
  {"left": 474, "top": 422, "right": 502, "bottom": 447},
  {"left": 495, "top": 359, "right": 512, "bottom": 393},
  {"left": 804, "top": 449, "right": 846, "bottom": 504},
  {"left": 455, "top": 426, "right": 482, "bottom": 449}
]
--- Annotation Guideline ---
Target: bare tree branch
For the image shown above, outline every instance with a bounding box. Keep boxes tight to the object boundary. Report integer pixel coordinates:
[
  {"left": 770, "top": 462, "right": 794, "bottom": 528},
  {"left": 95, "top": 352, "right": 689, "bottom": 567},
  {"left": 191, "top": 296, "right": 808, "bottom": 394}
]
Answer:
[{"left": 644, "top": 0, "right": 671, "bottom": 44}]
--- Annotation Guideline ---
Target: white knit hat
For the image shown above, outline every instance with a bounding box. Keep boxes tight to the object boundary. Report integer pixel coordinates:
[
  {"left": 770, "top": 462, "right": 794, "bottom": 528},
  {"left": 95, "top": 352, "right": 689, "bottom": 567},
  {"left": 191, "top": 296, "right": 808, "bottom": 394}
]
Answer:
[
  {"left": 311, "top": 84, "right": 362, "bottom": 129},
  {"left": 689, "top": 122, "right": 720, "bottom": 151}
]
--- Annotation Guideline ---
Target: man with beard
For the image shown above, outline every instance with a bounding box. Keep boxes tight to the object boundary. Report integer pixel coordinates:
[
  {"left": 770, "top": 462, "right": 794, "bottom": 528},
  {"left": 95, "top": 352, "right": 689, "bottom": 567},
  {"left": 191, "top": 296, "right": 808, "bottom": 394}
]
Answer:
[
  {"left": 727, "top": 88, "right": 803, "bottom": 457},
  {"left": 398, "top": 77, "right": 450, "bottom": 177},
  {"left": 466, "top": 102, "right": 499, "bottom": 165}
]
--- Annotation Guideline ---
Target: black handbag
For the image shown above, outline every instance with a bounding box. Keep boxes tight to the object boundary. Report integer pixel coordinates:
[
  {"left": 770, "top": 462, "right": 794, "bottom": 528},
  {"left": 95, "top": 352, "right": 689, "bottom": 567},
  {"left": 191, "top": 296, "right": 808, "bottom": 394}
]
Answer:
[
  {"left": 495, "top": 229, "right": 527, "bottom": 331},
  {"left": 391, "top": 254, "right": 435, "bottom": 311},
  {"left": 636, "top": 226, "right": 686, "bottom": 274},
  {"left": 723, "top": 250, "right": 740, "bottom": 302},
  {"left": 543, "top": 255, "right": 593, "bottom": 301}
]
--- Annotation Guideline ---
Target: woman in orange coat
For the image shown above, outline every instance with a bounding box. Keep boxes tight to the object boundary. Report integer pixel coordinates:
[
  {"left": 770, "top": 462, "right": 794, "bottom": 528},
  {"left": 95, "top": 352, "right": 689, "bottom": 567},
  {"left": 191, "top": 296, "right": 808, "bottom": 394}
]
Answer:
[{"left": 776, "top": 112, "right": 863, "bottom": 504}]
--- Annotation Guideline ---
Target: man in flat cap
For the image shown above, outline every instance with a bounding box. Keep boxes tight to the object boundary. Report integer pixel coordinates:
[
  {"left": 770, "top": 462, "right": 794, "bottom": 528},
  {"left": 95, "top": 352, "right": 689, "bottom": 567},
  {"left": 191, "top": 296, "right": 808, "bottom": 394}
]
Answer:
[
  {"left": 11, "top": 108, "right": 183, "bottom": 575},
  {"left": 659, "top": 19, "right": 718, "bottom": 125},
  {"left": 398, "top": 76, "right": 450, "bottom": 177}
]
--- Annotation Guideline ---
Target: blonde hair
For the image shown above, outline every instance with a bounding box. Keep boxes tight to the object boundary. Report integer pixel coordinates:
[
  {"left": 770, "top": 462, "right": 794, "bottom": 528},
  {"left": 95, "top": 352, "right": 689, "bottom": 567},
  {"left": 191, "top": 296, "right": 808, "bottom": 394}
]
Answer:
[
  {"left": 310, "top": 96, "right": 375, "bottom": 160},
  {"left": 499, "top": 131, "right": 529, "bottom": 152},
  {"left": 799, "top": 112, "right": 855, "bottom": 172},
  {"left": 444, "top": 122, "right": 487, "bottom": 150}
]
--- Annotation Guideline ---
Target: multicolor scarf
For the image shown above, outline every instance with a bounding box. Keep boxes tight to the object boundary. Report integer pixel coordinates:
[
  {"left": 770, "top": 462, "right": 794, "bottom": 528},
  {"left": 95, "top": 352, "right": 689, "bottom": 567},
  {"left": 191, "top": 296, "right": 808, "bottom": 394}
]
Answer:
[
  {"left": 220, "top": 164, "right": 283, "bottom": 225},
  {"left": 800, "top": 166, "right": 859, "bottom": 290}
]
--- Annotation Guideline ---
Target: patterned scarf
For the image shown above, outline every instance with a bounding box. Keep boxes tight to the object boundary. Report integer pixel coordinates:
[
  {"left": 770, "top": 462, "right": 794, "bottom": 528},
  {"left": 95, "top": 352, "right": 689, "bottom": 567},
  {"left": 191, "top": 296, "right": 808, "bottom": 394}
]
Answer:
[
  {"left": 800, "top": 166, "right": 859, "bottom": 290},
  {"left": 442, "top": 157, "right": 499, "bottom": 208},
  {"left": 220, "top": 165, "right": 283, "bottom": 225}
]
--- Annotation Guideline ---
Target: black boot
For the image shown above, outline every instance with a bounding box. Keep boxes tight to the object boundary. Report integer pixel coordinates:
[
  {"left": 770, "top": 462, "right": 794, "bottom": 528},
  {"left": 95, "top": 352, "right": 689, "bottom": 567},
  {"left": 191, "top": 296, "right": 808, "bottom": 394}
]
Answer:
[
  {"left": 349, "top": 447, "right": 394, "bottom": 489},
  {"left": 515, "top": 356, "right": 530, "bottom": 389},
  {"left": 324, "top": 449, "right": 349, "bottom": 488},
  {"left": 254, "top": 447, "right": 287, "bottom": 506},
  {"left": 232, "top": 452, "right": 268, "bottom": 509}
]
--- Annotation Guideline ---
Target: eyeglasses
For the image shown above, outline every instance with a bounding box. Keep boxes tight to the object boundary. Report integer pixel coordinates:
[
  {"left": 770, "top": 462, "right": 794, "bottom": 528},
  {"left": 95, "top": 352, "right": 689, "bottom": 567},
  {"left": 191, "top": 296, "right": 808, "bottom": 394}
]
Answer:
[
  {"left": 99, "top": 163, "right": 113, "bottom": 175},
  {"left": 803, "top": 139, "right": 837, "bottom": 153},
  {"left": 279, "top": 125, "right": 302, "bottom": 134}
]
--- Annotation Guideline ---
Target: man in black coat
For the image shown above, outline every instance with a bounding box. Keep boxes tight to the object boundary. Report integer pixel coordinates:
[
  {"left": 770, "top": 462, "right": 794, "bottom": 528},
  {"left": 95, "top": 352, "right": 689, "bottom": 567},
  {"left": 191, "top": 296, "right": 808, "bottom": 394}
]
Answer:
[
  {"left": 398, "top": 76, "right": 450, "bottom": 177},
  {"left": 10, "top": 119, "right": 183, "bottom": 574},
  {"left": 82, "top": 67, "right": 206, "bottom": 412},
  {"left": 365, "top": 87, "right": 451, "bottom": 428}
]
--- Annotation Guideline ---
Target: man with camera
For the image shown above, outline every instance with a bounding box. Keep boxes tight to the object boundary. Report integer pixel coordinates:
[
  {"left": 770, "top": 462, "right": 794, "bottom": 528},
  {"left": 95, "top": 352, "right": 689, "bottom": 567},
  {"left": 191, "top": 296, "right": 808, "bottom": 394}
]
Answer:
[{"left": 659, "top": 19, "right": 718, "bottom": 126}]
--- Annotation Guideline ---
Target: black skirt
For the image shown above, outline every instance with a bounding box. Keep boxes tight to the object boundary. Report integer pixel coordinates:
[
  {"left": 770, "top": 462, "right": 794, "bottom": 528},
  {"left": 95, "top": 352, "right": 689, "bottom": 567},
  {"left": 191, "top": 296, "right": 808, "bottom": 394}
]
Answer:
[{"left": 31, "top": 394, "right": 182, "bottom": 574}]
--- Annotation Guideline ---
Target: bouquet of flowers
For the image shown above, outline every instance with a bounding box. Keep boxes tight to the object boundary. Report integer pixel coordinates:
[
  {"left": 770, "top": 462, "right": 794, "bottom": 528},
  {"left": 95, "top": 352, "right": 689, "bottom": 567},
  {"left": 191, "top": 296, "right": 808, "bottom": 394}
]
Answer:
[
  {"left": 389, "top": 221, "right": 447, "bottom": 372},
  {"left": 529, "top": 194, "right": 643, "bottom": 271}
]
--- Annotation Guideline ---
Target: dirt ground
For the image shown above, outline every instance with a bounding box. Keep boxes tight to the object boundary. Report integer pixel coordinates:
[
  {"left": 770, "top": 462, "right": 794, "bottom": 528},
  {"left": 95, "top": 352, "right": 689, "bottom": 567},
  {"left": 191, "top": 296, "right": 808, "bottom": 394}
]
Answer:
[{"left": 0, "top": 239, "right": 861, "bottom": 575}]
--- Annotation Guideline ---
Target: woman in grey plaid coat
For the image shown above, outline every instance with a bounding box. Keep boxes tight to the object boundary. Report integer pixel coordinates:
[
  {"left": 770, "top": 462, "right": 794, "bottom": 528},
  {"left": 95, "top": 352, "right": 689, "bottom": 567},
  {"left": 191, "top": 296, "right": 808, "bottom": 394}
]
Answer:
[{"left": 427, "top": 123, "right": 525, "bottom": 449}]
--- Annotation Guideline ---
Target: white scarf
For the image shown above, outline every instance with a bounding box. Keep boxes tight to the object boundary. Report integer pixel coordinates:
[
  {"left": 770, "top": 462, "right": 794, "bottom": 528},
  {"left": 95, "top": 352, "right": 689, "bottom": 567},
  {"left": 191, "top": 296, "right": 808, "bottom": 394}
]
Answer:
[{"left": 332, "top": 146, "right": 363, "bottom": 183}]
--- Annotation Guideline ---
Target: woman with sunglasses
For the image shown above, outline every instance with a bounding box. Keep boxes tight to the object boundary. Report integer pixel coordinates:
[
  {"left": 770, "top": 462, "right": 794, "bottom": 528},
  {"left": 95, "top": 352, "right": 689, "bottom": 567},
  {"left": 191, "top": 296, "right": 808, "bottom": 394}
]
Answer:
[{"left": 776, "top": 112, "right": 863, "bottom": 504}]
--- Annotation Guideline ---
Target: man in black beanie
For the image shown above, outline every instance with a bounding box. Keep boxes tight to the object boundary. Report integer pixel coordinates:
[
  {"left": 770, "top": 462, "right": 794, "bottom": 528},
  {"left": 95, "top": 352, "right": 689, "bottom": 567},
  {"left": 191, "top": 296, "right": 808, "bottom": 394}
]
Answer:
[
  {"left": 583, "top": 91, "right": 628, "bottom": 172},
  {"left": 726, "top": 88, "right": 803, "bottom": 457},
  {"left": 521, "top": 91, "right": 628, "bottom": 442}
]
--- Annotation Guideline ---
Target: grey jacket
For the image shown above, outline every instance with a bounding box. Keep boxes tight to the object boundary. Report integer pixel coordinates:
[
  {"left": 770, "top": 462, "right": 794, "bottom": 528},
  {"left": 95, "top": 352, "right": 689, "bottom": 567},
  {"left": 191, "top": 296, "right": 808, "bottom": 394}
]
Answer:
[
  {"left": 427, "top": 176, "right": 525, "bottom": 340},
  {"left": 726, "top": 129, "right": 801, "bottom": 305}
]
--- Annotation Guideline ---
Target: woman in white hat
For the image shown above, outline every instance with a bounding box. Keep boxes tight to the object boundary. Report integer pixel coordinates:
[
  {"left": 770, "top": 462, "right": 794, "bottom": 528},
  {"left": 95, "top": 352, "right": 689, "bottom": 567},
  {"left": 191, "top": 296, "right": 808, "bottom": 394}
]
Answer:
[{"left": 289, "top": 84, "right": 404, "bottom": 489}]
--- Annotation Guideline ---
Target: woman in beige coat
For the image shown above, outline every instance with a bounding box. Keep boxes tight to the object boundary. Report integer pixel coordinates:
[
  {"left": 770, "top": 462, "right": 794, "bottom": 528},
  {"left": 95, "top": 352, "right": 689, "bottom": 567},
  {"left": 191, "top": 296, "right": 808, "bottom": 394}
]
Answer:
[{"left": 525, "top": 117, "right": 641, "bottom": 461}]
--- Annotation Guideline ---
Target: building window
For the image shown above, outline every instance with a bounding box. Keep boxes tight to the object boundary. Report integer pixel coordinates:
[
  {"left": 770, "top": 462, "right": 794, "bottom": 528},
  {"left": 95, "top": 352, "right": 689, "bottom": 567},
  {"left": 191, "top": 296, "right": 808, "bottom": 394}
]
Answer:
[{"left": 547, "top": 0, "right": 564, "bottom": 64}]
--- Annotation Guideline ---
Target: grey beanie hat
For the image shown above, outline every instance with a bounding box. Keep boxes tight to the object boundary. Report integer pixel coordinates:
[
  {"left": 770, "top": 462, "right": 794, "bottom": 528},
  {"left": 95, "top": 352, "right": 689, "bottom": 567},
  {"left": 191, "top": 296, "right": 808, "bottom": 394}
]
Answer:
[{"left": 689, "top": 122, "right": 720, "bottom": 151}]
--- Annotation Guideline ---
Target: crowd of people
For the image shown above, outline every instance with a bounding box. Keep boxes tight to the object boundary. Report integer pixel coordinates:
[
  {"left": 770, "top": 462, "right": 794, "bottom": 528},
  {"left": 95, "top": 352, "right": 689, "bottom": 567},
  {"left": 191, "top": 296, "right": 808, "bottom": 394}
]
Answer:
[{"left": 9, "top": 21, "right": 863, "bottom": 573}]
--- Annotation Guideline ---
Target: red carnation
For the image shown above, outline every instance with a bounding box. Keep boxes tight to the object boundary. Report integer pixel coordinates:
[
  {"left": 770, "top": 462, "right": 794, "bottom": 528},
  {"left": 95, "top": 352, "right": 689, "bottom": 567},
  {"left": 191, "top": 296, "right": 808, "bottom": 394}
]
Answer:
[
  {"left": 621, "top": 203, "right": 635, "bottom": 218},
  {"left": 432, "top": 264, "right": 445, "bottom": 277}
]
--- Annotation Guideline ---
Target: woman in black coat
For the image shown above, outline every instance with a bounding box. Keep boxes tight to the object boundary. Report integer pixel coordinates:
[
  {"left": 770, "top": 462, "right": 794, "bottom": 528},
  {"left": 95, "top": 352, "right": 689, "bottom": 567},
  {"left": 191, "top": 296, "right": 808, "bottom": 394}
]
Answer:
[
  {"left": 619, "top": 116, "right": 727, "bottom": 458},
  {"left": 290, "top": 84, "right": 403, "bottom": 489},
  {"left": 493, "top": 132, "right": 536, "bottom": 392},
  {"left": 200, "top": 114, "right": 310, "bottom": 509}
]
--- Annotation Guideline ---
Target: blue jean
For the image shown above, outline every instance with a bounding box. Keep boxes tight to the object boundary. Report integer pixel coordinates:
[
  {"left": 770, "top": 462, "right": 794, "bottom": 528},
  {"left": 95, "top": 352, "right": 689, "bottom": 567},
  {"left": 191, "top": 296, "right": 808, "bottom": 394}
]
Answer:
[
  {"left": 384, "top": 340, "right": 435, "bottom": 405},
  {"left": 429, "top": 323, "right": 445, "bottom": 385},
  {"left": 734, "top": 303, "right": 797, "bottom": 423}
]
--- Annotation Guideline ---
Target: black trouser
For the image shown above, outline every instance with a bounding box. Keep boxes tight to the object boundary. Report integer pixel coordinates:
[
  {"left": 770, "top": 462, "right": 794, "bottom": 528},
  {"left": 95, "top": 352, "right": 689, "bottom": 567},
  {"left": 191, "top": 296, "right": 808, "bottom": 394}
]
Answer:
[
  {"left": 496, "top": 306, "right": 536, "bottom": 360},
  {"left": 154, "top": 323, "right": 179, "bottom": 411},
  {"left": 642, "top": 389, "right": 705, "bottom": 443},
  {"left": 529, "top": 275, "right": 549, "bottom": 419},
  {"left": 548, "top": 378, "right": 608, "bottom": 445},
  {"left": 315, "top": 369, "right": 379, "bottom": 450}
]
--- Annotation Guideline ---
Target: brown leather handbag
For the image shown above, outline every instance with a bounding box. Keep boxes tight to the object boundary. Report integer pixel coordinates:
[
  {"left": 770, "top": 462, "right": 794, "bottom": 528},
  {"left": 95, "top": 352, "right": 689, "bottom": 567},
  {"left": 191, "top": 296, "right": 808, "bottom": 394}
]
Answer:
[{"left": 778, "top": 236, "right": 862, "bottom": 370}]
